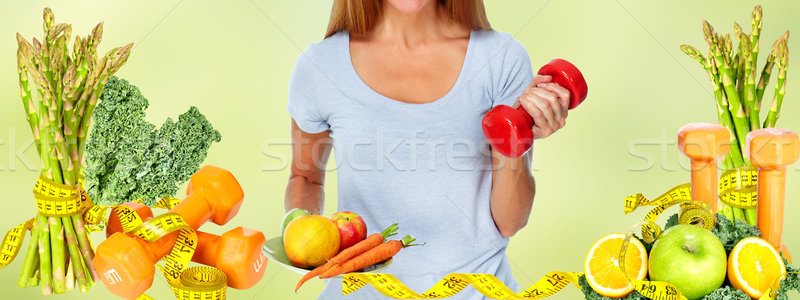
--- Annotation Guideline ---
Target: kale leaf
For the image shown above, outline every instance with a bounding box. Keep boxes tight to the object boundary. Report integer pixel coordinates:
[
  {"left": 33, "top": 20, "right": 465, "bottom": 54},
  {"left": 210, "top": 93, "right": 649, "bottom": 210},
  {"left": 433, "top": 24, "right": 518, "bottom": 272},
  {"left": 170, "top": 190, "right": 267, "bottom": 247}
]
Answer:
[
  {"left": 711, "top": 213, "right": 761, "bottom": 253},
  {"left": 84, "top": 77, "right": 221, "bottom": 206}
]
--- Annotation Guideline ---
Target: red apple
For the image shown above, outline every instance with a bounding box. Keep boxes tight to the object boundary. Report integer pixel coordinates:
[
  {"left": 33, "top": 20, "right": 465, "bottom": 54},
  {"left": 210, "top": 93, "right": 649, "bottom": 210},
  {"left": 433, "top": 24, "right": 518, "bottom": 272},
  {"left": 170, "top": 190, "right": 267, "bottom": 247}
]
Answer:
[{"left": 331, "top": 211, "right": 367, "bottom": 251}]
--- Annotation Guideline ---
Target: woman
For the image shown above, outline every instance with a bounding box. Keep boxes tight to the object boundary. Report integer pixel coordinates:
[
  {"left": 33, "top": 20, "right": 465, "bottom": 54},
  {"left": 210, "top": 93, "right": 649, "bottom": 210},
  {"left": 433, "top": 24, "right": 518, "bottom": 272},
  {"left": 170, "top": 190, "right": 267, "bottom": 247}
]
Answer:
[{"left": 286, "top": 0, "right": 570, "bottom": 298}]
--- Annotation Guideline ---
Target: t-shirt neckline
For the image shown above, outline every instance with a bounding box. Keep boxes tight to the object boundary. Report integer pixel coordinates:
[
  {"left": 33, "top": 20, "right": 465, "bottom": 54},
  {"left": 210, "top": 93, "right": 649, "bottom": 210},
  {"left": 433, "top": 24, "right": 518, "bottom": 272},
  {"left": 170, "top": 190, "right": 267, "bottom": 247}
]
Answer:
[{"left": 341, "top": 30, "right": 475, "bottom": 108}]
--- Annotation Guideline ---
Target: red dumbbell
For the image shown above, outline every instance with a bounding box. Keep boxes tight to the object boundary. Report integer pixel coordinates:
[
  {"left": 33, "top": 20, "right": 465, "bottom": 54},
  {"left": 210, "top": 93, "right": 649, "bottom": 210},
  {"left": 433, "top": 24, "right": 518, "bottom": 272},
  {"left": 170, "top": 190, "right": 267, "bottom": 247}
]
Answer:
[
  {"left": 93, "top": 166, "right": 244, "bottom": 299},
  {"left": 482, "top": 59, "right": 588, "bottom": 158},
  {"left": 106, "top": 202, "right": 268, "bottom": 289}
]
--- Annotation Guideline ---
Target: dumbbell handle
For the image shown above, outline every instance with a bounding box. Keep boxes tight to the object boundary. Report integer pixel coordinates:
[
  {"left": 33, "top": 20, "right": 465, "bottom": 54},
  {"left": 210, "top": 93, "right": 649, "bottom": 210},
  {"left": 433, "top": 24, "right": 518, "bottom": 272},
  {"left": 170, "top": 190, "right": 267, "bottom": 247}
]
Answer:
[
  {"left": 757, "top": 169, "right": 786, "bottom": 249},
  {"left": 116, "top": 191, "right": 215, "bottom": 263},
  {"left": 691, "top": 159, "right": 719, "bottom": 212},
  {"left": 193, "top": 232, "right": 223, "bottom": 267}
]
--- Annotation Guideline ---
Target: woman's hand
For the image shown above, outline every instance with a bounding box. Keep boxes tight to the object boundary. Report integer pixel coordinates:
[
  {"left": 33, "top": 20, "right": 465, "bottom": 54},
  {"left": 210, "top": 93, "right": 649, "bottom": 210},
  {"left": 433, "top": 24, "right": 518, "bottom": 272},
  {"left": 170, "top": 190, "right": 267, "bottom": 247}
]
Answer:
[{"left": 517, "top": 75, "right": 571, "bottom": 139}]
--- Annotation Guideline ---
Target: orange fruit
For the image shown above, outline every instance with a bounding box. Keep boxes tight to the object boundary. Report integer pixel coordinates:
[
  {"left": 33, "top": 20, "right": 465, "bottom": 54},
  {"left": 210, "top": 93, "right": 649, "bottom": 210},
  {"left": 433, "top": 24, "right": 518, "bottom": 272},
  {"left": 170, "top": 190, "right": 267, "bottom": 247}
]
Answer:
[
  {"left": 584, "top": 233, "right": 648, "bottom": 298},
  {"left": 283, "top": 215, "right": 340, "bottom": 269},
  {"left": 728, "top": 237, "right": 786, "bottom": 298}
]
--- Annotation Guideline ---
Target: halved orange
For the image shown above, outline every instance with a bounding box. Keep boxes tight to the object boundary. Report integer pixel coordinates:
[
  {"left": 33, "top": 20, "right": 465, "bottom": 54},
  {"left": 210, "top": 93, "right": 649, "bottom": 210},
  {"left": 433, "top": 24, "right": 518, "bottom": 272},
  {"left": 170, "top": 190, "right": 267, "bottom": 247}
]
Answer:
[
  {"left": 584, "top": 233, "right": 648, "bottom": 298},
  {"left": 728, "top": 237, "right": 786, "bottom": 298}
]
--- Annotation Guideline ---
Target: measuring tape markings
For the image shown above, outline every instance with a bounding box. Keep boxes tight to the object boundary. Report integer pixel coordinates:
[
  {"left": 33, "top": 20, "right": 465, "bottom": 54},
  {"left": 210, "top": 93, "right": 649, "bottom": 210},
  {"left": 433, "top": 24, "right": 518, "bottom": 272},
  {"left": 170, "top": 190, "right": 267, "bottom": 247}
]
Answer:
[
  {"left": 344, "top": 168, "right": 765, "bottom": 299},
  {"left": 110, "top": 200, "right": 227, "bottom": 300},
  {"left": 343, "top": 271, "right": 582, "bottom": 299},
  {"left": 2, "top": 175, "right": 226, "bottom": 299}
]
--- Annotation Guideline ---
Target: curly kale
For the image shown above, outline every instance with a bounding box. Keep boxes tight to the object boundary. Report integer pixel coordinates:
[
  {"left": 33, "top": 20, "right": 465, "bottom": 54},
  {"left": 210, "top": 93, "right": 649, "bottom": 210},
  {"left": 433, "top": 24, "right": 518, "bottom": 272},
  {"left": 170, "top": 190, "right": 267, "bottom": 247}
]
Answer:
[
  {"left": 700, "top": 286, "right": 751, "bottom": 300},
  {"left": 775, "top": 257, "right": 800, "bottom": 300},
  {"left": 84, "top": 77, "right": 221, "bottom": 206},
  {"left": 711, "top": 213, "right": 761, "bottom": 253},
  {"left": 577, "top": 275, "right": 647, "bottom": 300}
]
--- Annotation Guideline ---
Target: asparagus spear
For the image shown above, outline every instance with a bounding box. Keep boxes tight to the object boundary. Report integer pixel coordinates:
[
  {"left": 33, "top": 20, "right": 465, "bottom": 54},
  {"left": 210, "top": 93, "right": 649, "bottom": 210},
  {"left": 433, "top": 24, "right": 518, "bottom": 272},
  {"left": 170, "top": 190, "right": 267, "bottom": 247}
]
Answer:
[
  {"left": 18, "top": 217, "right": 40, "bottom": 288},
  {"left": 38, "top": 216, "right": 52, "bottom": 295},
  {"left": 764, "top": 40, "right": 789, "bottom": 128},
  {"left": 62, "top": 215, "right": 88, "bottom": 289},
  {"left": 680, "top": 45, "right": 745, "bottom": 166},
  {"left": 48, "top": 217, "right": 65, "bottom": 294},
  {"left": 756, "top": 35, "right": 787, "bottom": 102},
  {"left": 704, "top": 21, "right": 751, "bottom": 161},
  {"left": 750, "top": 6, "right": 763, "bottom": 74}
]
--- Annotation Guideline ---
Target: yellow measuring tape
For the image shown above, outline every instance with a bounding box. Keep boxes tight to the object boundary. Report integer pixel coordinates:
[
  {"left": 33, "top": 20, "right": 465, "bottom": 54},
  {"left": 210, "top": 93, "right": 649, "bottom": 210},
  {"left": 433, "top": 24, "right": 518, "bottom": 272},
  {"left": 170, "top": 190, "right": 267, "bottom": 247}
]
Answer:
[
  {"left": 718, "top": 167, "right": 758, "bottom": 209},
  {"left": 343, "top": 272, "right": 582, "bottom": 299},
  {"left": 110, "top": 199, "right": 227, "bottom": 300},
  {"left": 342, "top": 168, "right": 774, "bottom": 299},
  {"left": 2, "top": 175, "right": 227, "bottom": 299},
  {"left": 0, "top": 174, "right": 83, "bottom": 269}
]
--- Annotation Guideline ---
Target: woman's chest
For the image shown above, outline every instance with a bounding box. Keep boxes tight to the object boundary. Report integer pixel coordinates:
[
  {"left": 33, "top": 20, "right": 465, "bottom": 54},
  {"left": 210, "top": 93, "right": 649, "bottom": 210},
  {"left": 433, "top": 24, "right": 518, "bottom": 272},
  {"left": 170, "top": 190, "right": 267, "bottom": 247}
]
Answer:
[
  {"left": 350, "top": 40, "right": 468, "bottom": 104},
  {"left": 326, "top": 99, "right": 491, "bottom": 172}
]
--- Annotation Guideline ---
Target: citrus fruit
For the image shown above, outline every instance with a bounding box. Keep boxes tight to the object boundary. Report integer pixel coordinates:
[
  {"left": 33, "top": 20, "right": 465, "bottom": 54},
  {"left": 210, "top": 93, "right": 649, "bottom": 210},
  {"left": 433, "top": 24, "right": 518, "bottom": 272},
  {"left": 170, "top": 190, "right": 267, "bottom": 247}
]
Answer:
[
  {"left": 283, "top": 215, "right": 340, "bottom": 269},
  {"left": 584, "top": 233, "right": 648, "bottom": 298},
  {"left": 728, "top": 237, "right": 786, "bottom": 298}
]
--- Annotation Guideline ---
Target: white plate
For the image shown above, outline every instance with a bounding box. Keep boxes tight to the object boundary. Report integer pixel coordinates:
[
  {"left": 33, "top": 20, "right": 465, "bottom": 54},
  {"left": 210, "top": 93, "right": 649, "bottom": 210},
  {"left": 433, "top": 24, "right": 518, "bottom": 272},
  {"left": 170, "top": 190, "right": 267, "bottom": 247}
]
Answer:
[{"left": 262, "top": 236, "right": 392, "bottom": 277}]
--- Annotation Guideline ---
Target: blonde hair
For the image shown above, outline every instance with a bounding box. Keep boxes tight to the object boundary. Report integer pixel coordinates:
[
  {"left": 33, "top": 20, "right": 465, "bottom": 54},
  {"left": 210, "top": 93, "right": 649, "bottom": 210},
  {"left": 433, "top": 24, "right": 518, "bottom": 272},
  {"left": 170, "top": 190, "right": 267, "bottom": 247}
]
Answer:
[{"left": 325, "top": 0, "right": 491, "bottom": 38}]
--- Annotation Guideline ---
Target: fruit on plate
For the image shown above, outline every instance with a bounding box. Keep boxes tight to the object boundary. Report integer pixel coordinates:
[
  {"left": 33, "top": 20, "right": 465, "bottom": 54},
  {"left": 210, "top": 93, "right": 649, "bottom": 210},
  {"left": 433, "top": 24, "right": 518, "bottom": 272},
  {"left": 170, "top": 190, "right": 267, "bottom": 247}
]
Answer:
[
  {"left": 283, "top": 215, "right": 340, "bottom": 269},
  {"left": 728, "top": 237, "right": 787, "bottom": 298},
  {"left": 281, "top": 208, "right": 311, "bottom": 236},
  {"left": 331, "top": 211, "right": 368, "bottom": 251},
  {"left": 584, "top": 233, "right": 648, "bottom": 298},
  {"left": 649, "top": 224, "right": 727, "bottom": 300}
]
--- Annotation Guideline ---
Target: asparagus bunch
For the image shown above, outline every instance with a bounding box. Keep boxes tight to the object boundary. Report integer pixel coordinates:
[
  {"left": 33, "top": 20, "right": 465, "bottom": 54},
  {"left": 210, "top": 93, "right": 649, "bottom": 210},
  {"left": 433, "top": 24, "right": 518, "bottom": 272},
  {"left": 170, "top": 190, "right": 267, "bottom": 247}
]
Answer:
[
  {"left": 681, "top": 6, "right": 789, "bottom": 226},
  {"left": 14, "top": 8, "right": 132, "bottom": 294}
]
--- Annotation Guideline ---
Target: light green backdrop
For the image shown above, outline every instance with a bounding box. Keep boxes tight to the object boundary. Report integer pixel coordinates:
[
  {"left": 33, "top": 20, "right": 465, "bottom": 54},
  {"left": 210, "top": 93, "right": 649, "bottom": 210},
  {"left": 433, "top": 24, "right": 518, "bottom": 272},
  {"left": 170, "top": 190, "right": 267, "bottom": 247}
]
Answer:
[{"left": 0, "top": 0, "right": 798, "bottom": 299}]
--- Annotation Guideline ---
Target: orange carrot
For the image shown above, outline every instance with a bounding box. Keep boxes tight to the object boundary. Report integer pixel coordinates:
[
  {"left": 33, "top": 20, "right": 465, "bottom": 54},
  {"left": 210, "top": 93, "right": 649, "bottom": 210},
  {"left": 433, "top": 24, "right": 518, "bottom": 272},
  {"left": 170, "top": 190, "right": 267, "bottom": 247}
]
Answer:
[
  {"left": 295, "top": 261, "right": 335, "bottom": 292},
  {"left": 319, "top": 235, "right": 416, "bottom": 279},
  {"left": 329, "top": 223, "right": 398, "bottom": 265},
  {"left": 294, "top": 223, "right": 398, "bottom": 291}
]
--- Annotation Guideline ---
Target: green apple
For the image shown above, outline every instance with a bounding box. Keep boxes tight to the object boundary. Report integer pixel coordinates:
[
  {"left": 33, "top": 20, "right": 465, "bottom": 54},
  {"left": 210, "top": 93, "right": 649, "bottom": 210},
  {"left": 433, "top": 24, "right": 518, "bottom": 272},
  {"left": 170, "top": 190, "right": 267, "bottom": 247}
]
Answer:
[
  {"left": 648, "top": 224, "right": 727, "bottom": 300},
  {"left": 281, "top": 208, "right": 310, "bottom": 236}
]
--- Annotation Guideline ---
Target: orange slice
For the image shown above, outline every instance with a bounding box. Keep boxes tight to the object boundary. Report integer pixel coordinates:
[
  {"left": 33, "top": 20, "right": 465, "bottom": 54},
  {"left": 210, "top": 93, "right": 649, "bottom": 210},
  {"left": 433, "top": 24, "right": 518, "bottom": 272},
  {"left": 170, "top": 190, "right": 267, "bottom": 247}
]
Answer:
[
  {"left": 728, "top": 237, "right": 786, "bottom": 298},
  {"left": 584, "top": 233, "right": 648, "bottom": 298}
]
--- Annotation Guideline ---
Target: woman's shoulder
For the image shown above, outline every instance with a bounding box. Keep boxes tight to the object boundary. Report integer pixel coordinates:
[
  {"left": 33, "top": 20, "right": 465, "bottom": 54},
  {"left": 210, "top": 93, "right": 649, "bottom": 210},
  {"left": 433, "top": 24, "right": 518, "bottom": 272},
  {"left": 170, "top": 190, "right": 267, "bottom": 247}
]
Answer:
[
  {"left": 468, "top": 30, "right": 530, "bottom": 74},
  {"left": 299, "top": 31, "right": 348, "bottom": 62},
  {"left": 471, "top": 30, "right": 529, "bottom": 60}
]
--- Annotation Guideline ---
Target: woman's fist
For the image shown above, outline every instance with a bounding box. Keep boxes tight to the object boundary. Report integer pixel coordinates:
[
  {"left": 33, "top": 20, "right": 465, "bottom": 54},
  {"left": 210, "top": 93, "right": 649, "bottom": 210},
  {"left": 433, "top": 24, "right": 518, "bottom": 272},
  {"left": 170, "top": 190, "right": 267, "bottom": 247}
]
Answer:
[{"left": 517, "top": 75, "right": 571, "bottom": 139}]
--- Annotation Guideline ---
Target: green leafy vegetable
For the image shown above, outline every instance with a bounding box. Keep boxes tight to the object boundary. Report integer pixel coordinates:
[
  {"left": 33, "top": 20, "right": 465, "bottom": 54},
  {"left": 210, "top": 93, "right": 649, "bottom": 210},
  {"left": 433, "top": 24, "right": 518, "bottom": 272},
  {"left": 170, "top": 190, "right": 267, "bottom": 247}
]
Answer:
[
  {"left": 700, "top": 286, "right": 751, "bottom": 300},
  {"left": 84, "top": 77, "right": 221, "bottom": 206},
  {"left": 577, "top": 275, "right": 647, "bottom": 300},
  {"left": 774, "top": 257, "right": 800, "bottom": 300},
  {"left": 711, "top": 213, "right": 761, "bottom": 253}
]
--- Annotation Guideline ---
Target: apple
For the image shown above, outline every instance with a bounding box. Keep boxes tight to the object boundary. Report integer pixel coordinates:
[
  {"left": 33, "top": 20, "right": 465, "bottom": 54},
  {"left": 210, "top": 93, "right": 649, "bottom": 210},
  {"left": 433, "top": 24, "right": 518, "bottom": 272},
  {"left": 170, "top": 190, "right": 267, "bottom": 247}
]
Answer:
[
  {"left": 281, "top": 208, "right": 310, "bottom": 237},
  {"left": 331, "top": 211, "right": 367, "bottom": 251},
  {"left": 649, "top": 224, "right": 727, "bottom": 300}
]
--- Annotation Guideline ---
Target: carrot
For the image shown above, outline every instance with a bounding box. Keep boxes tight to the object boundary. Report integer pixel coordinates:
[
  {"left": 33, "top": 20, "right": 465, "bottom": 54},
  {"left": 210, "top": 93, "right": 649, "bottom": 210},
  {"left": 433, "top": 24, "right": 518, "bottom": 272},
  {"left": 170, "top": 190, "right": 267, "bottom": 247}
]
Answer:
[
  {"left": 319, "top": 235, "right": 417, "bottom": 279},
  {"left": 294, "top": 223, "right": 398, "bottom": 291},
  {"left": 295, "top": 260, "right": 335, "bottom": 292},
  {"left": 330, "top": 223, "right": 398, "bottom": 265}
]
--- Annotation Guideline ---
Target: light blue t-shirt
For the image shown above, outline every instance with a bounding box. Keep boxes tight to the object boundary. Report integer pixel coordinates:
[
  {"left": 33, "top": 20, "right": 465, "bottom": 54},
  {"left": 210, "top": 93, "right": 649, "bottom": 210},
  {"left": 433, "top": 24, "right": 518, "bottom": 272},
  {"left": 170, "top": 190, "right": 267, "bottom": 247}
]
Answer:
[{"left": 287, "top": 30, "right": 534, "bottom": 299}]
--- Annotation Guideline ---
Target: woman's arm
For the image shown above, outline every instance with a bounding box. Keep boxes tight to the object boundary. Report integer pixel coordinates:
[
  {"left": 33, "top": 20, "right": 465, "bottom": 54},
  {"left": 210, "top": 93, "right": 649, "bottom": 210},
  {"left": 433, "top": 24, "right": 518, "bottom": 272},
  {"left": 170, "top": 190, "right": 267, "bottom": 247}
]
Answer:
[
  {"left": 285, "top": 119, "right": 332, "bottom": 215},
  {"left": 489, "top": 75, "right": 571, "bottom": 237}
]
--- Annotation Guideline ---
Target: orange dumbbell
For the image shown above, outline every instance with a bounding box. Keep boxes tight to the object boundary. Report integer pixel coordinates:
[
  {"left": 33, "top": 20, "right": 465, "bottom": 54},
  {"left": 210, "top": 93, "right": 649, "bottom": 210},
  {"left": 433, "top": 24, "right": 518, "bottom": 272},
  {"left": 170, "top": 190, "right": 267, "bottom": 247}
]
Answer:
[
  {"left": 746, "top": 128, "right": 799, "bottom": 261},
  {"left": 105, "top": 202, "right": 268, "bottom": 289},
  {"left": 678, "top": 123, "right": 730, "bottom": 212},
  {"left": 94, "top": 166, "right": 244, "bottom": 299}
]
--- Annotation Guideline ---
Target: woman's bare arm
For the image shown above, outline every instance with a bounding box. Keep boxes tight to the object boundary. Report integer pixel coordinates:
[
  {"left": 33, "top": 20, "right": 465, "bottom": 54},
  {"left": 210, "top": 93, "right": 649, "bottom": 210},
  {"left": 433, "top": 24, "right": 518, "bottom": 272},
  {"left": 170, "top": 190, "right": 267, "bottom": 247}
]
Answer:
[
  {"left": 285, "top": 120, "right": 332, "bottom": 215},
  {"left": 489, "top": 75, "right": 571, "bottom": 237},
  {"left": 489, "top": 150, "right": 535, "bottom": 237}
]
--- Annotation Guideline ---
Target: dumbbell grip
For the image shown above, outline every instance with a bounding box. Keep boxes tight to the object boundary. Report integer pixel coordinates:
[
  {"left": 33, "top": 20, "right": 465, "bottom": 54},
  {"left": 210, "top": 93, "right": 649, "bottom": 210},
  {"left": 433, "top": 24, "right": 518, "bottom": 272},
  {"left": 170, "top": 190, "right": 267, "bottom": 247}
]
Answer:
[
  {"left": 757, "top": 169, "right": 786, "bottom": 250},
  {"left": 192, "top": 231, "right": 219, "bottom": 267},
  {"left": 171, "top": 192, "right": 214, "bottom": 230},
  {"left": 690, "top": 160, "right": 718, "bottom": 212}
]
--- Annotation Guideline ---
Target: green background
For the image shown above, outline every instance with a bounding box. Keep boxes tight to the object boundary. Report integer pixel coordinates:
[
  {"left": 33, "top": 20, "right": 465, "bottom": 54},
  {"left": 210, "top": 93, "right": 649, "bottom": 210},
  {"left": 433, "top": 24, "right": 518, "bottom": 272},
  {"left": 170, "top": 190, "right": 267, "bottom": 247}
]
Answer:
[{"left": 1, "top": 0, "right": 799, "bottom": 299}]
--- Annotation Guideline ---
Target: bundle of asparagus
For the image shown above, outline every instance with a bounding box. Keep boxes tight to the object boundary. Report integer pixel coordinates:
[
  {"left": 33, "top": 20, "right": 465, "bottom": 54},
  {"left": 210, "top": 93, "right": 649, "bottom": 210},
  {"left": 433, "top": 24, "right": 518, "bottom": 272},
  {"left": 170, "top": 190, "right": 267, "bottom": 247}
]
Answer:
[
  {"left": 13, "top": 8, "right": 132, "bottom": 294},
  {"left": 681, "top": 5, "right": 789, "bottom": 226}
]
